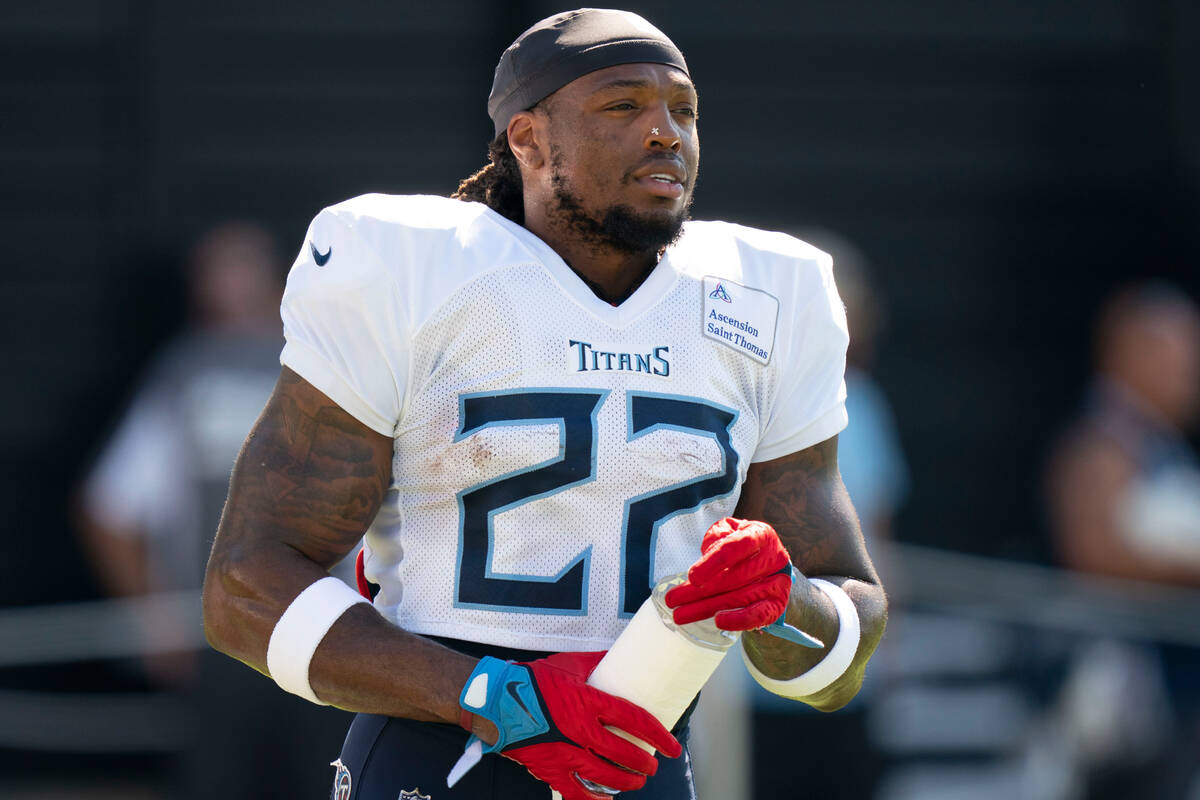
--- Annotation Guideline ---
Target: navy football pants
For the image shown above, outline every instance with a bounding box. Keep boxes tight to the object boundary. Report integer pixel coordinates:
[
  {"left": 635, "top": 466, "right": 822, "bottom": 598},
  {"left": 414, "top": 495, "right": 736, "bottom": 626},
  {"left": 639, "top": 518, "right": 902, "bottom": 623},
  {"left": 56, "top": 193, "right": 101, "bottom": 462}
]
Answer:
[{"left": 334, "top": 712, "right": 696, "bottom": 800}]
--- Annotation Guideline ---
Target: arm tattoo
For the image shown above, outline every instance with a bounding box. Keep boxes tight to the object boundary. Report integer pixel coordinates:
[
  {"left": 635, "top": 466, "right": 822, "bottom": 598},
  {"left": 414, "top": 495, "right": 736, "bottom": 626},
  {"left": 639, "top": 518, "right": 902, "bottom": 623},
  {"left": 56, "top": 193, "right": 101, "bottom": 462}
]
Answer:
[
  {"left": 224, "top": 368, "right": 393, "bottom": 569},
  {"left": 734, "top": 437, "right": 874, "bottom": 582}
]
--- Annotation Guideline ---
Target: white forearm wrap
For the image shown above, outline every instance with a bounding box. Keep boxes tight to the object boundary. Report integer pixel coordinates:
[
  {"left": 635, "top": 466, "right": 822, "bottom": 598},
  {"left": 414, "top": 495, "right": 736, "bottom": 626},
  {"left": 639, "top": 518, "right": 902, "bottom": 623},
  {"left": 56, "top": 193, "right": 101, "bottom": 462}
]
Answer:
[
  {"left": 266, "top": 576, "right": 369, "bottom": 705},
  {"left": 742, "top": 578, "right": 861, "bottom": 699}
]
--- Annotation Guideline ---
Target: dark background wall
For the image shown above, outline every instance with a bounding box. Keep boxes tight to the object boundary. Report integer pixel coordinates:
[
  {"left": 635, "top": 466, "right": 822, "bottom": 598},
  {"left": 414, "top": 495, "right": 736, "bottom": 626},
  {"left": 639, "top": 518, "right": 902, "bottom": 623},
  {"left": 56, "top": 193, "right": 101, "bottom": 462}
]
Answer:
[{"left": 2, "top": 0, "right": 1197, "bottom": 620}]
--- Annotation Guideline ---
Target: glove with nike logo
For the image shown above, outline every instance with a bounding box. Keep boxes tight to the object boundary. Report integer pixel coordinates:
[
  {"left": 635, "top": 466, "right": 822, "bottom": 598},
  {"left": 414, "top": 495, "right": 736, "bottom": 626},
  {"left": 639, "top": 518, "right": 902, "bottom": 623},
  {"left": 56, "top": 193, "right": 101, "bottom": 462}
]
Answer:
[
  {"left": 664, "top": 517, "right": 795, "bottom": 631},
  {"left": 457, "top": 652, "right": 681, "bottom": 799}
]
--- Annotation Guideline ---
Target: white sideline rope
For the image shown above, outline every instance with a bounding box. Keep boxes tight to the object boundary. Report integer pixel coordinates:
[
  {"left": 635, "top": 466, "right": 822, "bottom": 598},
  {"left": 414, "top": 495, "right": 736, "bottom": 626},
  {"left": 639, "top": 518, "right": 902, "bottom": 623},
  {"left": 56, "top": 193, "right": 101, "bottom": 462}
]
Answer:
[
  {"left": 1, "top": 547, "right": 1199, "bottom": 755},
  {"left": 0, "top": 590, "right": 203, "bottom": 668},
  {"left": 893, "top": 544, "right": 1200, "bottom": 646},
  {"left": 3, "top": 548, "right": 1200, "bottom": 670}
]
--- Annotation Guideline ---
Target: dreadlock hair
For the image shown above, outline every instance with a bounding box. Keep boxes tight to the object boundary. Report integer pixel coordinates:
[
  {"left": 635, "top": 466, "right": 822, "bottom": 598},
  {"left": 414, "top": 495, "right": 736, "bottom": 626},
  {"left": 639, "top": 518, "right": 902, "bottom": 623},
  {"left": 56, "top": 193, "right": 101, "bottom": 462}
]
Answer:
[{"left": 452, "top": 132, "right": 526, "bottom": 225}]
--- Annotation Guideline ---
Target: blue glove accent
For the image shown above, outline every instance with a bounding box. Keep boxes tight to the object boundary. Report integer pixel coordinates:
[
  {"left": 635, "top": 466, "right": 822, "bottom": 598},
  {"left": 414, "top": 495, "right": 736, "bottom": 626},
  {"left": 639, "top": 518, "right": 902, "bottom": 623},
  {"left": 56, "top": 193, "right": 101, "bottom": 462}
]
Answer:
[
  {"left": 762, "top": 613, "right": 824, "bottom": 648},
  {"left": 458, "top": 656, "right": 550, "bottom": 754},
  {"left": 761, "top": 566, "right": 824, "bottom": 648}
]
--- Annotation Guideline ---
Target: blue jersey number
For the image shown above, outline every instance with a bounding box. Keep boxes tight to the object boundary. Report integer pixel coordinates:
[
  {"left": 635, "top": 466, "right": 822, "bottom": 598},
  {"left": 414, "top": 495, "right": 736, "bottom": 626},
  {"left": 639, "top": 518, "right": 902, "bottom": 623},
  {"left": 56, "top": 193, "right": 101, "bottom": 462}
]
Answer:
[
  {"left": 454, "top": 390, "right": 739, "bottom": 615},
  {"left": 621, "top": 393, "right": 739, "bottom": 615},
  {"left": 455, "top": 390, "right": 606, "bottom": 613}
]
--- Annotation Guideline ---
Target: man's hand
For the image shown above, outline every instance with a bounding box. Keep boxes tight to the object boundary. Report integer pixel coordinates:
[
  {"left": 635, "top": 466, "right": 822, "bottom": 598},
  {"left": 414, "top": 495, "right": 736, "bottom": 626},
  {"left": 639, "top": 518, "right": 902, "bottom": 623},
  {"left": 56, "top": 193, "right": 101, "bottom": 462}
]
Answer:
[
  {"left": 459, "top": 651, "right": 681, "bottom": 799},
  {"left": 664, "top": 517, "right": 793, "bottom": 630}
]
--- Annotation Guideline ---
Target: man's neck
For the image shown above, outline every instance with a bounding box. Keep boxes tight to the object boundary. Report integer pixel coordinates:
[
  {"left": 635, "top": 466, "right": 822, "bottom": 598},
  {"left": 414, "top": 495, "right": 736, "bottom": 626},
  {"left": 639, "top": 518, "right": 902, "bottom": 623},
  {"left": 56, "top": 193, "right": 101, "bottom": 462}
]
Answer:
[{"left": 523, "top": 214, "right": 660, "bottom": 306}]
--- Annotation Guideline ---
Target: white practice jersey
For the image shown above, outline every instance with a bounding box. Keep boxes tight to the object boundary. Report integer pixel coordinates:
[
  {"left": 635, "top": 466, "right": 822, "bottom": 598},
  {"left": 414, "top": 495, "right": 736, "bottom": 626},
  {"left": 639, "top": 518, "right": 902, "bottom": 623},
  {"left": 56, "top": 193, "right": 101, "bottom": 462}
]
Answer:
[{"left": 281, "top": 194, "right": 848, "bottom": 652}]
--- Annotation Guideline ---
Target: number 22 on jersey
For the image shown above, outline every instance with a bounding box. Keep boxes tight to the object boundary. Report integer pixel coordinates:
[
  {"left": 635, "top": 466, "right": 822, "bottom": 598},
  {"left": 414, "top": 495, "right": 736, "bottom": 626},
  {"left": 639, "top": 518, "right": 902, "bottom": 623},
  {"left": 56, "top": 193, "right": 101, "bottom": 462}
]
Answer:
[{"left": 454, "top": 390, "right": 738, "bottom": 617}]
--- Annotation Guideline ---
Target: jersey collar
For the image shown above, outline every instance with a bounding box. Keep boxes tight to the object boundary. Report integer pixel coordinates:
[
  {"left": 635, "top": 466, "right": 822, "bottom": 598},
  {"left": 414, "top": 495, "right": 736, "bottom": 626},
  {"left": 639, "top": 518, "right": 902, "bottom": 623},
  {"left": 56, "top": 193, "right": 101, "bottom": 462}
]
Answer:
[{"left": 482, "top": 206, "right": 682, "bottom": 329}]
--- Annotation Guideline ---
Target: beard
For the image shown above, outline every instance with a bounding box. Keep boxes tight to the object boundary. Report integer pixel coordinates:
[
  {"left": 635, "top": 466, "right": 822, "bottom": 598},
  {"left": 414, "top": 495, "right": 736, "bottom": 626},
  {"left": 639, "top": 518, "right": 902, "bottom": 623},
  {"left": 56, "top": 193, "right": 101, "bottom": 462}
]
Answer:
[{"left": 549, "top": 168, "right": 692, "bottom": 256}]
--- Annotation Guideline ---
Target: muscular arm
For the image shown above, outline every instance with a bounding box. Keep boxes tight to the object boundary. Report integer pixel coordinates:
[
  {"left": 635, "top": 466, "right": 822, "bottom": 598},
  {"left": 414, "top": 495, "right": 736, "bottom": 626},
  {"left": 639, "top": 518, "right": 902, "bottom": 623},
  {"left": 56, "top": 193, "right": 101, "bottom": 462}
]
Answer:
[
  {"left": 202, "top": 367, "right": 497, "bottom": 737},
  {"left": 733, "top": 436, "right": 887, "bottom": 711}
]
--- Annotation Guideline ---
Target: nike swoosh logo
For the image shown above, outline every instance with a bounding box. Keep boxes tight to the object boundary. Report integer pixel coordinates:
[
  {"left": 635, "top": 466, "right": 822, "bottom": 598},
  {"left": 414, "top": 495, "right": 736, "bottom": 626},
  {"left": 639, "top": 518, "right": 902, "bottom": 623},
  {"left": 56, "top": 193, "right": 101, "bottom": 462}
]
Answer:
[
  {"left": 505, "top": 680, "right": 532, "bottom": 718},
  {"left": 310, "top": 242, "right": 332, "bottom": 266}
]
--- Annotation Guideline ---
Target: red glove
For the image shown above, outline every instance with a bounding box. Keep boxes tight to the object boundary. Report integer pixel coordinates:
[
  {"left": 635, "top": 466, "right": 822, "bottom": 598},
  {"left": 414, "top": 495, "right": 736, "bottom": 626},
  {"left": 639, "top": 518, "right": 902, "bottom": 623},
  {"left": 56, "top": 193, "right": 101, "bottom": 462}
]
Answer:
[
  {"left": 500, "top": 652, "right": 682, "bottom": 799},
  {"left": 353, "top": 549, "right": 377, "bottom": 600},
  {"left": 664, "top": 517, "right": 793, "bottom": 630}
]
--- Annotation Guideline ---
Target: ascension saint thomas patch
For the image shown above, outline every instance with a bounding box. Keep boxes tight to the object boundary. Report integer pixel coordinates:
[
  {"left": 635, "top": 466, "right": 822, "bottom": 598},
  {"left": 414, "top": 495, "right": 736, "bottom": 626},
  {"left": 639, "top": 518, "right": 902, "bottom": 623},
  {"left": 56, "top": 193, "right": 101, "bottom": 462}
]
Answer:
[{"left": 701, "top": 276, "right": 779, "bottom": 365}]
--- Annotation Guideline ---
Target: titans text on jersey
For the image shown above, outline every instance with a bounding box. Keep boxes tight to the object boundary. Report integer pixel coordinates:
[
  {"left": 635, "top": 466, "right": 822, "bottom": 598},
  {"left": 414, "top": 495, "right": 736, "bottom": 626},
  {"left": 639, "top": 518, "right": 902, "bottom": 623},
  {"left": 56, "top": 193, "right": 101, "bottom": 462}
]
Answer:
[{"left": 568, "top": 341, "right": 671, "bottom": 376}]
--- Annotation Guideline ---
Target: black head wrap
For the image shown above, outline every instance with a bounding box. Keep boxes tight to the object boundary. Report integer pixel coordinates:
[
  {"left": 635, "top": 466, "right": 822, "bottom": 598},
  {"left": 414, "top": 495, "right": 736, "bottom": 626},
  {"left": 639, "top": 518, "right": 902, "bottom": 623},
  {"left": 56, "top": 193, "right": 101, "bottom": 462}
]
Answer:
[{"left": 488, "top": 8, "right": 689, "bottom": 137}]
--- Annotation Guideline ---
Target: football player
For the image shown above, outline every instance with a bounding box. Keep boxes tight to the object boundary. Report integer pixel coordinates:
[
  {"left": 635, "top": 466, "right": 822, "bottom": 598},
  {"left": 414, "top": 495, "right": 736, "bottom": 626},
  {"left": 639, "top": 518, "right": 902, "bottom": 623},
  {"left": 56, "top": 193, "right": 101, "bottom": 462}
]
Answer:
[{"left": 202, "top": 8, "right": 887, "bottom": 799}]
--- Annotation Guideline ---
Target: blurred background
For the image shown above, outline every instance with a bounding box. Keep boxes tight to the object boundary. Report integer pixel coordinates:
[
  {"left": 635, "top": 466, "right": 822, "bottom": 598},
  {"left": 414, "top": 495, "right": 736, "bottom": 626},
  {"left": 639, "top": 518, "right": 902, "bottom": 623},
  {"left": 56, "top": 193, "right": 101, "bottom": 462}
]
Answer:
[{"left": 2, "top": 0, "right": 1199, "bottom": 797}]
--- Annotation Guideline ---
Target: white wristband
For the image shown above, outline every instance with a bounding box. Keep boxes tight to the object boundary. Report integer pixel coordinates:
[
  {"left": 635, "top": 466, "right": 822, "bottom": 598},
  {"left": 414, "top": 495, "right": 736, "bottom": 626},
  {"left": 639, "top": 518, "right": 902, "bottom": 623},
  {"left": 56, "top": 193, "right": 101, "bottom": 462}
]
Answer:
[
  {"left": 742, "top": 578, "right": 861, "bottom": 699},
  {"left": 266, "top": 576, "right": 369, "bottom": 705}
]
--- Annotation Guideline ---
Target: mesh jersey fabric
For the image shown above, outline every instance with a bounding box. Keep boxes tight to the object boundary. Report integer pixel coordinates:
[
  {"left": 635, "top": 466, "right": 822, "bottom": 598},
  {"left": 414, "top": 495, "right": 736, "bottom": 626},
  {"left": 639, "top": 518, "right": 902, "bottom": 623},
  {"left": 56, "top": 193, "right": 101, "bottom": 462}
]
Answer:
[{"left": 280, "top": 194, "right": 848, "bottom": 652}]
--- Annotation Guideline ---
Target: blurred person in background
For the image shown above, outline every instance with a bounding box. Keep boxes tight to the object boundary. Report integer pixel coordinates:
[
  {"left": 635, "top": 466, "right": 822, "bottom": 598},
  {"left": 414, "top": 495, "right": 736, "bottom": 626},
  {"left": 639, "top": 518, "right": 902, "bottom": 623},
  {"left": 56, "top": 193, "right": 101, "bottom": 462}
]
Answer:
[
  {"left": 1046, "top": 281, "right": 1200, "bottom": 799},
  {"left": 78, "top": 222, "right": 350, "bottom": 799}
]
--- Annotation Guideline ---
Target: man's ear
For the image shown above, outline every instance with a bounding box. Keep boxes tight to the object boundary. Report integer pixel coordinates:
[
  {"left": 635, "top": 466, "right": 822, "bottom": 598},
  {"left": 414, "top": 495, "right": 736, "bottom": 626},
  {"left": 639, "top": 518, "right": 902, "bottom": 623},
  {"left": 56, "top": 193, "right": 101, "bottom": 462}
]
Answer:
[{"left": 507, "top": 111, "right": 546, "bottom": 171}]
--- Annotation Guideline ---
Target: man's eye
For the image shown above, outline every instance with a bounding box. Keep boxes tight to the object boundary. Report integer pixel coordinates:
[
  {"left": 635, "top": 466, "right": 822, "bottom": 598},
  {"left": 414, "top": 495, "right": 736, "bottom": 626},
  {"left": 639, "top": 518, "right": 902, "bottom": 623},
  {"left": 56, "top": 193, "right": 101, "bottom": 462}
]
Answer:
[
  {"left": 608, "top": 103, "right": 636, "bottom": 111},
  {"left": 674, "top": 107, "right": 697, "bottom": 118}
]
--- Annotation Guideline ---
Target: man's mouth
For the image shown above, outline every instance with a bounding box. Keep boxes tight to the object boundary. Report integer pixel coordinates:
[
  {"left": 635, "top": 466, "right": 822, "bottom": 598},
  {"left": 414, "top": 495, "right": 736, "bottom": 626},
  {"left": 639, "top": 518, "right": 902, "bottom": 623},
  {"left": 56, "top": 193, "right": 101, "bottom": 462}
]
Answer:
[{"left": 632, "top": 164, "right": 686, "bottom": 199}]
